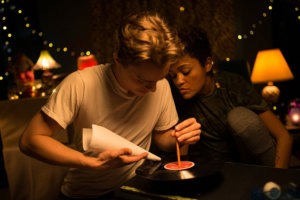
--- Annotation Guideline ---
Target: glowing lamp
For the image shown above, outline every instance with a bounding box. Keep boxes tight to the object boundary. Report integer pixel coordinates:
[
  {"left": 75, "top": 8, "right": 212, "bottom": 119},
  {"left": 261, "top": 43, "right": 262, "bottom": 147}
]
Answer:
[
  {"left": 33, "top": 50, "right": 61, "bottom": 70},
  {"left": 77, "top": 54, "right": 98, "bottom": 70},
  {"left": 251, "top": 48, "right": 294, "bottom": 104},
  {"left": 289, "top": 100, "right": 300, "bottom": 125}
]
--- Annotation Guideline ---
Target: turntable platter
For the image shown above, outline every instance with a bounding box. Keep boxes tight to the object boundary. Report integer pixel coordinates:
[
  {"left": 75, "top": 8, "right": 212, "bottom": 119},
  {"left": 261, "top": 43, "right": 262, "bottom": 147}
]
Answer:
[{"left": 136, "top": 154, "right": 224, "bottom": 181}]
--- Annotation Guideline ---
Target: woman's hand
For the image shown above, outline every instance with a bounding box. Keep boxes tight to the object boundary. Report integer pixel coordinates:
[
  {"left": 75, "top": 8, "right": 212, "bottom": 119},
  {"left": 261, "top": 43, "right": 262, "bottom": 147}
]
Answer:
[{"left": 171, "top": 118, "right": 201, "bottom": 144}]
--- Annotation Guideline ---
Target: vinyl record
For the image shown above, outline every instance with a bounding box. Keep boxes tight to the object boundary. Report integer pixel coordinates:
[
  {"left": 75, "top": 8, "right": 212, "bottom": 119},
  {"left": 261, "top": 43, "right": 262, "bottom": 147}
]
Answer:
[{"left": 136, "top": 154, "right": 224, "bottom": 181}]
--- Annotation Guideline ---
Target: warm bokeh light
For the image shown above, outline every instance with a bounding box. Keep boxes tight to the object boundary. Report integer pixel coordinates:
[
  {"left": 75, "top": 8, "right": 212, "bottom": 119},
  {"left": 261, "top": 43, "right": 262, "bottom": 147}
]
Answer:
[
  {"left": 251, "top": 48, "right": 294, "bottom": 83},
  {"left": 33, "top": 50, "right": 61, "bottom": 70}
]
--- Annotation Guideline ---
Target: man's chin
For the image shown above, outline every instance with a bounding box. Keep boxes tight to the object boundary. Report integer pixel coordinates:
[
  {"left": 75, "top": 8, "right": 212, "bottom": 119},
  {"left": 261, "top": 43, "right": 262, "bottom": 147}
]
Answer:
[{"left": 129, "top": 90, "right": 149, "bottom": 96}]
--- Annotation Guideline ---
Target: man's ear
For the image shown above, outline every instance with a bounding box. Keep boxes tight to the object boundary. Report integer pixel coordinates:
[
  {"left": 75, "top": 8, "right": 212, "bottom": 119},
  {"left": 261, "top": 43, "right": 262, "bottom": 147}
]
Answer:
[
  {"left": 113, "top": 53, "right": 121, "bottom": 65},
  {"left": 205, "top": 57, "right": 213, "bottom": 72}
]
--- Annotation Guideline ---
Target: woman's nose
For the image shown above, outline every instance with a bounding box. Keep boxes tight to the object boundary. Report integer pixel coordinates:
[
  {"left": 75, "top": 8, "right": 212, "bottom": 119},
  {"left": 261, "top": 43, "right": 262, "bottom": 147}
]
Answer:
[{"left": 174, "top": 74, "right": 185, "bottom": 86}]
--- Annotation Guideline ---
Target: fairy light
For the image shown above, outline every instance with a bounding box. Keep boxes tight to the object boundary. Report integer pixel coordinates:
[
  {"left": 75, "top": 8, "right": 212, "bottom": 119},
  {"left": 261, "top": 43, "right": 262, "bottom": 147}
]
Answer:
[
  {"left": 0, "top": 2, "right": 93, "bottom": 64},
  {"left": 237, "top": 0, "right": 273, "bottom": 40}
]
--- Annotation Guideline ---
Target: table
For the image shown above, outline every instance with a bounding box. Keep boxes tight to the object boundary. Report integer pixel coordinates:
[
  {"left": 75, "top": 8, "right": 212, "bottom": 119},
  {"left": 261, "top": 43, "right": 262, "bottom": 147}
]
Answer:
[{"left": 116, "top": 162, "right": 300, "bottom": 200}]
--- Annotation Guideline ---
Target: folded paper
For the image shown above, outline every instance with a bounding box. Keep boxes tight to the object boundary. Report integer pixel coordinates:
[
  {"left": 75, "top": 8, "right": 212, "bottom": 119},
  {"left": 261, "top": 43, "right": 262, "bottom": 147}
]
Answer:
[{"left": 83, "top": 124, "right": 161, "bottom": 161}]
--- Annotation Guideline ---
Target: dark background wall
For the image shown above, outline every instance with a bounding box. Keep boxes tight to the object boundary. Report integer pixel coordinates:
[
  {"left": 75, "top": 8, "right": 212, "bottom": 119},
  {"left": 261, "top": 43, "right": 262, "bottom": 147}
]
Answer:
[{"left": 0, "top": 0, "right": 299, "bottom": 104}]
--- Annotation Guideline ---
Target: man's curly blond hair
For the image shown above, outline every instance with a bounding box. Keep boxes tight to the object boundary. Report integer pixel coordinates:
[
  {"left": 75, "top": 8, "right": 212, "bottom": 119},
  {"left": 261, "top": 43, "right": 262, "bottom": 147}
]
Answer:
[{"left": 115, "top": 12, "right": 183, "bottom": 68}]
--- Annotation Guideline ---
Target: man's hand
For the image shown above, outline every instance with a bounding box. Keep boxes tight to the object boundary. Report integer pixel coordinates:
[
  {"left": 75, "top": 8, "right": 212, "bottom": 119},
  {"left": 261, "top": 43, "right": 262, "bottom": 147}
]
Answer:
[
  {"left": 171, "top": 118, "right": 201, "bottom": 144},
  {"left": 84, "top": 148, "right": 148, "bottom": 171}
]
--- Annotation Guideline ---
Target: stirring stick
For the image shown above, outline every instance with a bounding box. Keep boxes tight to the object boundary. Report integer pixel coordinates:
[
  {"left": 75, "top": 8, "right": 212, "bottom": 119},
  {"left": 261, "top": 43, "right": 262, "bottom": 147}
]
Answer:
[{"left": 176, "top": 140, "right": 181, "bottom": 168}]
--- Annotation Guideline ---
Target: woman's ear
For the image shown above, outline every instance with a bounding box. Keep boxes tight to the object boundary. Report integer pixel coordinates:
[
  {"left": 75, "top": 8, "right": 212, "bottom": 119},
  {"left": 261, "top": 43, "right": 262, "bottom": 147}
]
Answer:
[{"left": 205, "top": 57, "right": 213, "bottom": 72}]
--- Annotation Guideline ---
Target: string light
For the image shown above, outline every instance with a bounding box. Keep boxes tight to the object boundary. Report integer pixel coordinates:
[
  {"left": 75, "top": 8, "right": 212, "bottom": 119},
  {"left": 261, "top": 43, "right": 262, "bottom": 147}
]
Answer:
[
  {"left": 237, "top": 0, "right": 273, "bottom": 40},
  {"left": 0, "top": 1, "right": 92, "bottom": 63}
]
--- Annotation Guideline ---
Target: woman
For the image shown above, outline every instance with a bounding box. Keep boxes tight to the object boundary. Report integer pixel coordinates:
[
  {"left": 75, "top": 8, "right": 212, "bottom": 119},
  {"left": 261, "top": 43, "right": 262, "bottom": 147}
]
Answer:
[{"left": 169, "top": 26, "right": 292, "bottom": 168}]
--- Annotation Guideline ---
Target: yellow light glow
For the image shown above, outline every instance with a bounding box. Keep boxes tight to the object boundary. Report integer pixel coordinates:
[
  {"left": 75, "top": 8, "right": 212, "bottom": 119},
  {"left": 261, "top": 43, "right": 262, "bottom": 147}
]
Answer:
[
  {"left": 226, "top": 57, "right": 230, "bottom": 61},
  {"left": 3, "top": 26, "right": 7, "bottom": 30},
  {"left": 2, "top": 16, "right": 6, "bottom": 20},
  {"left": 8, "top": 33, "right": 12, "bottom": 37},
  {"left": 273, "top": 106, "right": 277, "bottom": 110},
  {"left": 295, "top": 7, "right": 299, "bottom": 11},
  {"left": 268, "top": 6, "right": 272, "bottom": 10},
  {"left": 63, "top": 47, "right": 67, "bottom": 52},
  {"left": 250, "top": 30, "right": 254, "bottom": 35},
  {"left": 32, "top": 30, "right": 36, "bottom": 34},
  {"left": 49, "top": 43, "right": 53, "bottom": 47},
  {"left": 251, "top": 48, "right": 294, "bottom": 83},
  {"left": 18, "top": 10, "right": 22, "bottom": 14},
  {"left": 86, "top": 51, "right": 91, "bottom": 55},
  {"left": 33, "top": 50, "right": 61, "bottom": 70},
  {"left": 237, "top": 35, "right": 242, "bottom": 40},
  {"left": 292, "top": 114, "right": 300, "bottom": 122},
  {"left": 298, "top": 16, "right": 300, "bottom": 20},
  {"left": 179, "top": 6, "right": 185, "bottom": 12},
  {"left": 38, "top": 32, "right": 43, "bottom": 37},
  {"left": 8, "top": 57, "right": 11, "bottom": 61},
  {"left": 0, "top": 76, "right": 3, "bottom": 80},
  {"left": 5, "top": 41, "right": 9, "bottom": 45},
  {"left": 1, "top": 0, "right": 4, "bottom": 4},
  {"left": 25, "top": 23, "right": 30, "bottom": 28},
  {"left": 262, "top": 12, "right": 267, "bottom": 17}
]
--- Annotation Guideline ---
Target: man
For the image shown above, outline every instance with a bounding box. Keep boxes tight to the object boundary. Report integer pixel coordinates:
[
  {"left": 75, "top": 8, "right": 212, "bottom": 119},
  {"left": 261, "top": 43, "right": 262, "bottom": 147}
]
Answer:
[
  {"left": 168, "top": 25, "right": 292, "bottom": 168},
  {"left": 19, "top": 12, "right": 200, "bottom": 199}
]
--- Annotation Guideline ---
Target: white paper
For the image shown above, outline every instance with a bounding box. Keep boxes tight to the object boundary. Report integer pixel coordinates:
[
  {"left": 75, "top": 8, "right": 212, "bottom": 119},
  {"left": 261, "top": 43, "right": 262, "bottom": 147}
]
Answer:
[{"left": 82, "top": 124, "right": 161, "bottom": 161}]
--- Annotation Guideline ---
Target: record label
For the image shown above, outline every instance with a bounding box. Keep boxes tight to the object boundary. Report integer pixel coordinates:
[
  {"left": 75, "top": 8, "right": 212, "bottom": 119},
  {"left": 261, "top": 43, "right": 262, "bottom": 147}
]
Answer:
[{"left": 164, "top": 161, "right": 195, "bottom": 170}]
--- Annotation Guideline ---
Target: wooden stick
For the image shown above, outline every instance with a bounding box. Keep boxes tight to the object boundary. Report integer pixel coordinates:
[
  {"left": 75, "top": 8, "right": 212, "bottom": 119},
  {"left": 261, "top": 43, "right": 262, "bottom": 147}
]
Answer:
[{"left": 176, "top": 140, "right": 181, "bottom": 168}]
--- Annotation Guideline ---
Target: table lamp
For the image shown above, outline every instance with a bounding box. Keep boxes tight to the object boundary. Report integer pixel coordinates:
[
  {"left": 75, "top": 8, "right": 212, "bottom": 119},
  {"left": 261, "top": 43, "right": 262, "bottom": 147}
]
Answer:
[
  {"left": 33, "top": 50, "right": 61, "bottom": 94},
  {"left": 77, "top": 54, "right": 98, "bottom": 70},
  {"left": 251, "top": 48, "right": 294, "bottom": 104},
  {"left": 33, "top": 50, "right": 61, "bottom": 71}
]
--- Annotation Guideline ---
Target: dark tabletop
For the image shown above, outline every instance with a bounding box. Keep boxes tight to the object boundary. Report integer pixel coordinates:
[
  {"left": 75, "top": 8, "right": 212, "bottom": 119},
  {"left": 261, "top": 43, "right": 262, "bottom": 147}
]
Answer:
[{"left": 115, "top": 161, "right": 300, "bottom": 200}]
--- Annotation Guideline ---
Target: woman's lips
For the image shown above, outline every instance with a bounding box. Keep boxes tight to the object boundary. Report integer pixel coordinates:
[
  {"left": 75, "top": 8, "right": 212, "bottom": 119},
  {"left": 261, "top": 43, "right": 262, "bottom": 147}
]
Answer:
[{"left": 179, "top": 88, "right": 189, "bottom": 94}]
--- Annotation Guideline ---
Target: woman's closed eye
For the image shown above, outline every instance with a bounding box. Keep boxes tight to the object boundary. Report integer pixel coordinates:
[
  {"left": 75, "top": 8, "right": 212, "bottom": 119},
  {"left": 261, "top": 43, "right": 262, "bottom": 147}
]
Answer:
[{"left": 182, "top": 69, "right": 191, "bottom": 76}]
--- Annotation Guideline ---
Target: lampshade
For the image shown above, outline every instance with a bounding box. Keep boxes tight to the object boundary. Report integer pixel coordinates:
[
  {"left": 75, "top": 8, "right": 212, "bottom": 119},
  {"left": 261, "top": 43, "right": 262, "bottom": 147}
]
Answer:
[
  {"left": 251, "top": 48, "right": 294, "bottom": 83},
  {"left": 77, "top": 54, "right": 98, "bottom": 70},
  {"left": 33, "top": 50, "right": 61, "bottom": 70}
]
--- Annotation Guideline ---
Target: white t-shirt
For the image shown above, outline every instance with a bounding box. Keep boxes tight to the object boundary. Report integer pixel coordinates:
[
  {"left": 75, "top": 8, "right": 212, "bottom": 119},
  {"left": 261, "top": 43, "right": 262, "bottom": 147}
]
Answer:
[{"left": 41, "top": 64, "right": 178, "bottom": 198}]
